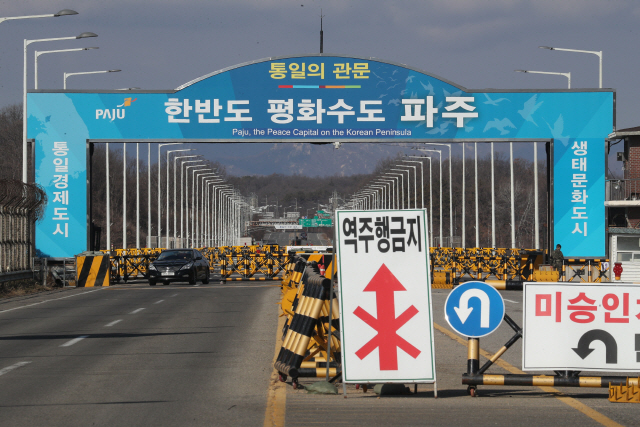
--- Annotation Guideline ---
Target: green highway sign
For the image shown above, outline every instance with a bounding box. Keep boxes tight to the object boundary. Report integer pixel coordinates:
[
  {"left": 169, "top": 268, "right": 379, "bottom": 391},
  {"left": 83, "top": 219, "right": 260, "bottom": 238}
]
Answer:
[{"left": 299, "top": 217, "right": 333, "bottom": 227}]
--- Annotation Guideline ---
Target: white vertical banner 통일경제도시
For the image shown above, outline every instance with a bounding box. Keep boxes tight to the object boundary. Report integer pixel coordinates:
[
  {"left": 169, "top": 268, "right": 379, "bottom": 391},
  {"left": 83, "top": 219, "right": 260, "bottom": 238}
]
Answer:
[
  {"left": 336, "top": 209, "right": 436, "bottom": 384},
  {"left": 523, "top": 282, "right": 640, "bottom": 372}
]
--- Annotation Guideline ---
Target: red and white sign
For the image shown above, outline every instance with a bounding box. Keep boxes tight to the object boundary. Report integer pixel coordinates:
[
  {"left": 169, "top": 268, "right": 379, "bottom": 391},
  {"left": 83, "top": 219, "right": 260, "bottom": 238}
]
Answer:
[
  {"left": 524, "top": 282, "right": 640, "bottom": 372},
  {"left": 336, "top": 209, "right": 436, "bottom": 384}
]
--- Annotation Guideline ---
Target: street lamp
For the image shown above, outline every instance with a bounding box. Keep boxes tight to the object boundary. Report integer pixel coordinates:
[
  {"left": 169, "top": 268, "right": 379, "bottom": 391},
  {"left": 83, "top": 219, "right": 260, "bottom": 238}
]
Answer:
[
  {"left": 23, "top": 31, "right": 97, "bottom": 183},
  {"left": 64, "top": 69, "right": 120, "bottom": 89},
  {"left": 383, "top": 174, "right": 400, "bottom": 208},
  {"left": 423, "top": 143, "right": 453, "bottom": 243},
  {"left": 174, "top": 155, "right": 200, "bottom": 245},
  {"left": 157, "top": 143, "right": 182, "bottom": 247},
  {"left": 166, "top": 148, "right": 194, "bottom": 248},
  {"left": 515, "top": 69, "right": 571, "bottom": 89},
  {"left": 191, "top": 169, "right": 215, "bottom": 247},
  {"left": 539, "top": 46, "right": 602, "bottom": 88},
  {"left": 0, "top": 9, "right": 77, "bottom": 24},
  {"left": 181, "top": 159, "right": 204, "bottom": 242},
  {"left": 35, "top": 47, "right": 98, "bottom": 89},
  {"left": 184, "top": 164, "right": 208, "bottom": 243},
  {"left": 415, "top": 147, "right": 443, "bottom": 246}
]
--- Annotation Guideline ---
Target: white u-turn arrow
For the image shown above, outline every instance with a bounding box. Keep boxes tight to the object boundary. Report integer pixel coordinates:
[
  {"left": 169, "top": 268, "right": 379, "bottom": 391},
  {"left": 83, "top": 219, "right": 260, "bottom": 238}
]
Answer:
[{"left": 454, "top": 289, "right": 490, "bottom": 327}]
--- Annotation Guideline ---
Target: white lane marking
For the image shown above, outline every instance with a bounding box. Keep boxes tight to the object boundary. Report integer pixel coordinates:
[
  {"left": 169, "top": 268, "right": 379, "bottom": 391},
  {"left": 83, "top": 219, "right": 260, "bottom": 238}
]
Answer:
[
  {"left": 154, "top": 300, "right": 164, "bottom": 304},
  {"left": 503, "top": 299, "right": 519, "bottom": 304},
  {"left": 0, "top": 288, "right": 106, "bottom": 315},
  {"left": 194, "top": 284, "right": 200, "bottom": 287},
  {"left": 104, "top": 319, "right": 122, "bottom": 327},
  {"left": 129, "top": 308, "right": 145, "bottom": 314},
  {"left": 0, "top": 361, "right": 31, "bottom": 377},
  {"left": 171, "top": 294, "right": 178, "bottom": 297},
  {"left": 60, "top": 336, "right": 89, "bottom": 347}
]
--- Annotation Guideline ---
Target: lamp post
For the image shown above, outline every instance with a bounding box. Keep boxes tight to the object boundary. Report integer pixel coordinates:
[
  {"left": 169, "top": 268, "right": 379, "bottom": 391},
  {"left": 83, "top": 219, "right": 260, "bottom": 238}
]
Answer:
[
  {"left": 191, "top": 169, "right": 214, "bottom": 247},
  {"left": 515, "top": 69, "right": 571, "bottom": 88},
  {"left": 64, "top": 69, "right": 120, "bottom": 89},
  {"left": 157, "top": 143, "right": 182, "bottom": 247},
  {"left": 539, "top": 46, "right": 602, "bottom": 88},
  {"left": 374, "top": 179, "right": 394, "bottom": 209},
  {"left": 23, "top": 31, "right": 97, "bottom": 183},
  {"left": 423, "top": 143, "right": 453, "bottom": 243},
  {"left": 106, "top": 143, "right": 110, "bottom": 250},
  {"left": 185, "top": 165, "right": 209, "bottom": 244},
  {"left": 205, "top": 179, "right": 225, "bottom": 246},
  {"left": 415, "top": 147, "right": 443, "bottom": 246},
  {"left": 195, "top": 174, "right": 219, "bottom": 247},
  {"left": 402, "top": 159, "right": 424, "bottom": 209},
  {"left": 383, "top": 174, "right": 399, "bottom": 208},
  {"left": 1, "top": 9, "right": 78, "bottom": 24},
  {"left": 396, "top": 164, "right": 417, "bottom": 209},
  {"left": 181, "top": 159, "right": 204, "bottom": 243},
  {"left": 390, "top": 169, "right": 409, "bottom": 209},
  {"left": 174, "top": 155, "right": 200, "bottom": 246},
  {"left": 35, "top": 47, "right": 98, "bottom": 89},
  {"left": 166, "top": 149, "right": 193, "bottom": 248}
]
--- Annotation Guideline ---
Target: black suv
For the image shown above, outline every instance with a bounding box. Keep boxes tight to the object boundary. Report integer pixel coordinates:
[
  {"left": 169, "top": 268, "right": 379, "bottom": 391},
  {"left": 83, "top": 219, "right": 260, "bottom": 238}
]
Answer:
[{"left": 148, "top": 249, "right": 210, "bottom": 286}]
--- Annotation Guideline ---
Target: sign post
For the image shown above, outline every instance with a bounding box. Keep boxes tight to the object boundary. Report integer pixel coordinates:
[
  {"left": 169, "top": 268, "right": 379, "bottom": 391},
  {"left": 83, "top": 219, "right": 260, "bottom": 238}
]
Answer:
[
  {"left": 524, "top": 282, "right": 640, "bottom": 372},
  {"left": 336, "top": 209, "right": 436, "bottom": 393}
]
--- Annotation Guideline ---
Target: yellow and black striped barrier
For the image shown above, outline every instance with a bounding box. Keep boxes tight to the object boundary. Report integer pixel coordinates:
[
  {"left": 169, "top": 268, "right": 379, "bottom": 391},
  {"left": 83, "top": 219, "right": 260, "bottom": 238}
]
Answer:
[
  {"left": 463, "top": 374, "right": 639, "bottom": 388},
  {"left": 274, "top": 270, "right": 331, "bottom": 389},
  {"left": 462, "top": 312, "right": 636, "bottom": 397},
  {"left": 75, "top": 254, "right": 110, "bottom": 287},
  {"left": 609, "top": 377, "right": 640, "bottom": 403}
]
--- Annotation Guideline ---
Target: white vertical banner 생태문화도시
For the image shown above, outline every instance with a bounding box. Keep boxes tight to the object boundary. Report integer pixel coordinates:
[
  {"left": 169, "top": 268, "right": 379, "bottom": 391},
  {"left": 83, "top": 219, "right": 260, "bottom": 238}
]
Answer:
[{"left": 336, "top": 209, "right": 436, "bottom": 384}]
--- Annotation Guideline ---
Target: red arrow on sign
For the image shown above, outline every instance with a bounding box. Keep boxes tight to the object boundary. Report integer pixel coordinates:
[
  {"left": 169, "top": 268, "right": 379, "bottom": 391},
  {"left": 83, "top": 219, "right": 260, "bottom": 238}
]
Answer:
[{"left": 353, "top": 263, "right": 420, "bottom": 370}]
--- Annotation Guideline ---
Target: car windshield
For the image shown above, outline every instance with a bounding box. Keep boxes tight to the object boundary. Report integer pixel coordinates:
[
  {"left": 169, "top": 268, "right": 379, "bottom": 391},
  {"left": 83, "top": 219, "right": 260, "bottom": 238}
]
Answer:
[{"left": 156, "top": 250, "right": 193, "bottom": 261}]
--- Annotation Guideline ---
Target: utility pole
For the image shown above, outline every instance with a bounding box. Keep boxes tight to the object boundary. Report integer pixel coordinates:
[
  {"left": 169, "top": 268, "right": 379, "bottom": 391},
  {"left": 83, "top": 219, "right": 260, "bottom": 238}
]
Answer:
[{"left": 320, "top": 9, "right": 324, "bottom": 54}]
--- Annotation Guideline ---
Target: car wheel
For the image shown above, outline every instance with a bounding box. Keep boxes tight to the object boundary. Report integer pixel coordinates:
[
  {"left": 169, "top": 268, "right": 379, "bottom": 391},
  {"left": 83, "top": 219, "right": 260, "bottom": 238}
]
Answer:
[
  {"left": 149, "top": 280, "right": 156, "bottom": 286},
  {"left": 189, "top": 271, "right": 196, "bottom": 285},
  {"left": 202, "top": 272, "right": 210, "bottom": 284}
]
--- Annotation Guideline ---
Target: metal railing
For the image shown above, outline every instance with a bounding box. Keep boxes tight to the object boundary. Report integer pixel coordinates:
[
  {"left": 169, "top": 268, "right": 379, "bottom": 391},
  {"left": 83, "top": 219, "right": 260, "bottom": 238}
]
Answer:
[
  {"left": 0, "top": 180, "right": 47, "bottom": 273},
  {"left": 606, "top": 179, "right": 640, "bottom": 201}
]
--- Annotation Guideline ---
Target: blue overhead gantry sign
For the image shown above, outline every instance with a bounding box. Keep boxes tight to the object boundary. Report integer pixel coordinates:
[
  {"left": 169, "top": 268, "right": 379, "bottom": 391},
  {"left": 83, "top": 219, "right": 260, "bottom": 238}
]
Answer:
[{"left": 28, "top": 54, "right": 613, "bottom": 257}]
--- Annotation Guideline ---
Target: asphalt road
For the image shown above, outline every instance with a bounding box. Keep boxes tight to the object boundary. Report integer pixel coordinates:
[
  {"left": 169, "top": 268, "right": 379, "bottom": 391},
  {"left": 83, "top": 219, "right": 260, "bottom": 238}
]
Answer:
[
  {"left": 2, "top": 280, "right": 637, "bottom": 426},
  {"left": 285, "top": 288, "right": 639, "bottom": 427},
  {"left": 0, "top": 281, "right": 280, "bottom": 426}
]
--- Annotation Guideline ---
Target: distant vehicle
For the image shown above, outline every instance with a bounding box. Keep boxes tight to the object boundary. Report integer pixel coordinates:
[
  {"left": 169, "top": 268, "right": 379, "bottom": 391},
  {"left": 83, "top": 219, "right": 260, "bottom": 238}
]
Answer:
[
  {"left": 300, "top": 232, "right": 308, "bottom": 240},
  {"left": 148, "top": 249, "right": 210, "bottom": 286}
]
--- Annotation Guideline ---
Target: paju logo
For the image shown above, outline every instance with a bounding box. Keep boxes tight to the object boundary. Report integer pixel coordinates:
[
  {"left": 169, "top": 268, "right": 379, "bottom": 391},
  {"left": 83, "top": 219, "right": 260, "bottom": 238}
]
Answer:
[{"left": 96, "top": 97, "right": 137, "bottom": 121}]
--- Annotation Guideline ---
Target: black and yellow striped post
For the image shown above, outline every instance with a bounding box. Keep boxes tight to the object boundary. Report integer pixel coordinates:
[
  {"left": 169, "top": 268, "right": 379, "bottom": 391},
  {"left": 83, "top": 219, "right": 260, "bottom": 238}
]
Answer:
[
  {"left": 463, "top": 374, "right": 639, "bottom": 389},
  {"left": 76, "top": 254, "right": 110, "bottom": 287},
  {"left": 274, "top": 271, "right": 331, "bottom": 389}
]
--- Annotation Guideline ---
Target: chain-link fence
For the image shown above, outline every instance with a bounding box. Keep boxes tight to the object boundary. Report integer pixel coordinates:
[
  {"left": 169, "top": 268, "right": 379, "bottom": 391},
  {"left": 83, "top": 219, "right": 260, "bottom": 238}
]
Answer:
[{"left": 0, "top": 179, "right": 46, "bottom": 273}]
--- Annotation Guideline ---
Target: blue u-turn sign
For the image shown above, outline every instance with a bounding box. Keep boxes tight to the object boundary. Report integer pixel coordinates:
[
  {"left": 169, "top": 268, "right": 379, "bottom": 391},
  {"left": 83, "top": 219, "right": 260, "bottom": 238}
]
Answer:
[{"left": 445, "top": 281, "right": 505, "bottom": 338}]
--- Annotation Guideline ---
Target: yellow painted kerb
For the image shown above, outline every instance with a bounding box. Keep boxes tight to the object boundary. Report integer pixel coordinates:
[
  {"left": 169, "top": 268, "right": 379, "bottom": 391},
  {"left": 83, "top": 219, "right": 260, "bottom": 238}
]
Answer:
[{"left": 264, "top": 305, "right": 286, "bottom": 427}]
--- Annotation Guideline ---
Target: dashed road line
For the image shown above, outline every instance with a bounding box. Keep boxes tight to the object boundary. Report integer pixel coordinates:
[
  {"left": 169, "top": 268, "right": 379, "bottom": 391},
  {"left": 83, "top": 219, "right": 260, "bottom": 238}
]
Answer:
[
  {"left": 171, "top": 294, "right": 178, "bottom": 297},
  {"left": 0, "top": 361, "right": 31, "bottom": 377},
  {"left": 154, "top": 300, "right": 164, "bottom": 304},
  {"left": 503, "top": 298, "right": 519, "bottom": 304},
  {"left": 129, "top": 308, "right": 145, "bottom": 314},
  {"left": 104, "top": 319, "right": 122, "bottom": 327},
  {"left": 194, "top": 284, "right": 201, "bottom": 287},
  {"left": 60, "top": 336, "right": 89, "bottom": 347},
  {"left": 0, "top": 288, "right": 106, "bottom": 315}
]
